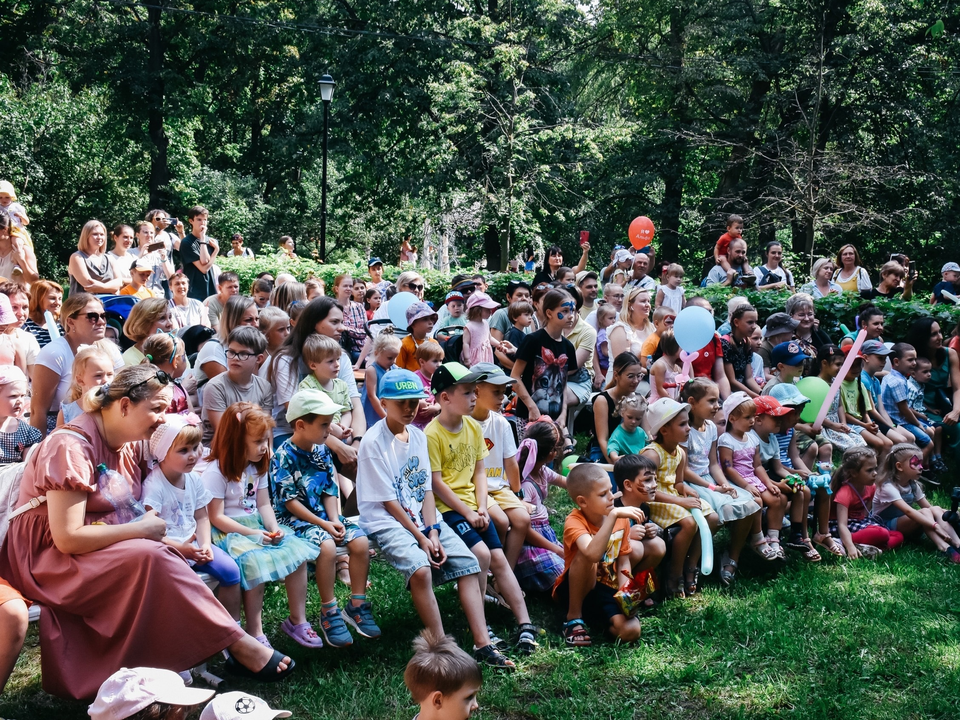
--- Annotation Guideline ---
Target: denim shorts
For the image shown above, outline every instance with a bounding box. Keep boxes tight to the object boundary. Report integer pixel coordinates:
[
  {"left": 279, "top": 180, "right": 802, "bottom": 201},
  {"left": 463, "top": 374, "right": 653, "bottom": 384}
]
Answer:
[
  {"left": 442, "top": 510, "right": 504, "bottom": 551},
  {"left": 372, "top": 522, "right": 481, "bottom": 586},
  {"left": 899, "top": 422, "right": 932, "bottom": 448}
]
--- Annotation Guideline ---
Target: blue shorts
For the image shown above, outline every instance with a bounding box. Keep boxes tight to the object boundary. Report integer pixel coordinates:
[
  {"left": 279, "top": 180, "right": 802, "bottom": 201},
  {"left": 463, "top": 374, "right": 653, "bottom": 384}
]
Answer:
[
  {"left": 371, "top": 522, "right": 481, "bottom": 586},
  {"left": 441, "top": 510, "right": 503, "bottom": 551},
  {"left": 553, "top": 574, "right": 624, "bottom": 631},
  {"left": 290, "top": 516, "right": 366, "bottom": 549},
  {"left": 899, "top": 422, "right": 932, "bottom": 448}
]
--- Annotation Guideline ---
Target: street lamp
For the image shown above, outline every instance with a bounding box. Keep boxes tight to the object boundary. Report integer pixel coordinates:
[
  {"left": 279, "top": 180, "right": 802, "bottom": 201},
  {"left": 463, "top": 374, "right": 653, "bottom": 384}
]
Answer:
[{"left": 318, "top": 74, "right": 336, "bottom": 262}]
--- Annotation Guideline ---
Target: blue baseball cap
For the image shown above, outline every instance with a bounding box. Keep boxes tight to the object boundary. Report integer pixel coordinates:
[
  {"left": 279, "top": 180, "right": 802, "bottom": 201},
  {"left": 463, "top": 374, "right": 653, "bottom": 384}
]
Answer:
[
  {"left": 368, "top": 257, "right": 384, "bottom": 267},
  {"left": 768, "top": 383, "right": 810, "bottom": 408},
  {"left": 378, "top": 369, "right": 429, "bottom": 401},
  {"left": 771, "top": 341, "right": 809, "bottom": 367}
]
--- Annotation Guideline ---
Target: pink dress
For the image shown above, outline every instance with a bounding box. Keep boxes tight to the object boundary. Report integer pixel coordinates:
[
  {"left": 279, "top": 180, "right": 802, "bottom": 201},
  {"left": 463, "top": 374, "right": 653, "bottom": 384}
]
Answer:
[
  {"left": 463, "top": 319, "right": 494, "bottom": 365},
  {"left": 0, "top": 413, "right": 244, "bottom": 699},
  {"left": 647, "top": 360, "right": 679, "bottom": 401}
]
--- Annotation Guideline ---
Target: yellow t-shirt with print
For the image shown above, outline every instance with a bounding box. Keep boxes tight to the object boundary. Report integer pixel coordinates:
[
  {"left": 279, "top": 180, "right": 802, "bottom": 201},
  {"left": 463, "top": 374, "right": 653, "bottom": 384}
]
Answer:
[{"left": 425, "top": 415, "right": 489, "bottom": 513}]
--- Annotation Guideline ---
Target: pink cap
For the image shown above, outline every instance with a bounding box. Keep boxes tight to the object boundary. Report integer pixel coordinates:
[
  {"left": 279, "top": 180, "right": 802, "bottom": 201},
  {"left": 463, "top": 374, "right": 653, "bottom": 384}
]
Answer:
[
  {"left": 465, "top": 291, "right": 499, "bottom": 311},
  {"left": 88, "top": 667, "right": 214, "bottom": 720},
  {"left": 0, "top": 293, "right": 17, "bottom": 326},
  {"left": 0, "top": 364, "right": 26, "bottom": 386}
]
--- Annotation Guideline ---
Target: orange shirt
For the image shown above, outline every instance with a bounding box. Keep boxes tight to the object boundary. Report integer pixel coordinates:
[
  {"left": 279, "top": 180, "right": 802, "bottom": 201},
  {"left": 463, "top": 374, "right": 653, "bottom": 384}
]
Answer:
[
  {"left": 397, "top": 335, "right": 437, "bottom": 372},
  {"left": 715, "top": 232, "right": 736, "bottom": 257},
  {"left": 554, "top": 509, "right": 632, "bottom": 594},
  {"left": 119, "top": 285, "right": 157, "bottom": 300}
]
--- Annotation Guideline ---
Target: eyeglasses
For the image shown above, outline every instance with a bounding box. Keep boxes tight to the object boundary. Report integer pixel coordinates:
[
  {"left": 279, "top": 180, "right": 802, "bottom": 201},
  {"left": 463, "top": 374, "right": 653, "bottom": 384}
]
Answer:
[
  {"left": 129, "top": 370, "right": 171, "bottom": 393},
  {"left": 74, "top": 311, "right": 107, "bottom": 323},
  {"left": 226, "top": 349, "right": 256, "bottom": 361}
]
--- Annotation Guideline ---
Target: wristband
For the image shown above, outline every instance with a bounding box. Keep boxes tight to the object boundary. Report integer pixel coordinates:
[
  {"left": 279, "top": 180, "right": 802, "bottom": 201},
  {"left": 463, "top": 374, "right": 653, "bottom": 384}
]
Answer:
[
  {"left": 422, "top": 523, "right": 442, "bottom": 535},
  {"left": 708, "top": 484, "right": 717, "bottom": 491},
  {"left": 514, "top": 490, "right": 524, "bottom": 499}
]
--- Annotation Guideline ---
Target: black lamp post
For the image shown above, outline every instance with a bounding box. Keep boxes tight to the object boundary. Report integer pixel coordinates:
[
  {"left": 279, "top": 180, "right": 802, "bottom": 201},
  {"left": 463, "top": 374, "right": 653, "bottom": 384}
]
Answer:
[{"left": 318, "top": 74, "right": 336, "bottom": 262}]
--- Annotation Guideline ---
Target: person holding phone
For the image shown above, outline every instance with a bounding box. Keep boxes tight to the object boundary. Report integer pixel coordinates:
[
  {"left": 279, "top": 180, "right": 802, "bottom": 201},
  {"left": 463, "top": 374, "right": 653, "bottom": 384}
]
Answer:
[
  {"left": 134, "top": 220, "right": 175, "bottom": 298},
  {"left": 860, "top": 260, "right": 914, "bottom": 301},
  {"left": 146, "top": 208, "right": 186, "bottom": 252}
]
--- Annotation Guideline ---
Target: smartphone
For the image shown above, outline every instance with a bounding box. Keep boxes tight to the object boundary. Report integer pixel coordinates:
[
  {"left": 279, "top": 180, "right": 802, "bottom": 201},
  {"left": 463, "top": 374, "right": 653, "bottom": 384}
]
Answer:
[
  {"left": 579, "top": 231, "right": 589, "bottom": 247},
  {"left": 167, "top": 218, "right": 179, "bottom": 230},
  {"left": 909, "top": 260, "right": 916, "bottom": 276}
]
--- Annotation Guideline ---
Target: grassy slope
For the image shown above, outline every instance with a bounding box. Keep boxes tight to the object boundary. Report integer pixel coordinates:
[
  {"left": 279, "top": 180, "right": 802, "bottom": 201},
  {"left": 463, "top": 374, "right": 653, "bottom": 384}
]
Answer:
[{"left": 3, "top": 486, "right": 960, "bottom": 720}]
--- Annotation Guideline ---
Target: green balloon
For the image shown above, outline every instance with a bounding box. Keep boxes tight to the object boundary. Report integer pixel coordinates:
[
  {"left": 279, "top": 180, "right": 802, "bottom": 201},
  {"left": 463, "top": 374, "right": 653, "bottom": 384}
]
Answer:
[
  {"left": 560, "top": 455, "right": 580, "bottom": 477},
  {"left": 796, "top": 377, "right": 830, "bottom": 423}
]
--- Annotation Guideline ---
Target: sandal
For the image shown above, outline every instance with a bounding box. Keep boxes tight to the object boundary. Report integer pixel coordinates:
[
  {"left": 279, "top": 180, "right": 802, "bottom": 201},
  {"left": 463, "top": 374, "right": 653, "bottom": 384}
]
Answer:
[
  {"left": 562, "top": 619, "right": 592, "bottom": 647},
  {"left": 751, "top": 538, "right": 779, "bottom": 561},
  {"left": 683, "top": 566, "right": 699, "bottom": 596},
  {"left": 813, "top": 532, "right": 846, "bottom": 557},
  {"left": 719, "top": 552, "right": 737, "bottom": 587},
  {"left": 801, "top": 538, "right": 821, "bottom": 562},
  {"left": 224, "top": 649, "right": 295, "bottom": 683},
  {"left": 516, "top": 623, "right": 540, "bottom": 655},
  {"left": 474, "top": 643, "right": 517, "bottom": 670},
  {"left": 767, "top": 538, "right": 785, "bottom": 559},
  {"left": 783, "top": 533, "right": 808, "bottom": 551},
  {"left": 486, "top": 625, "right": 508, "bottom": 651},
  {"left": 665, "top": 577, "right": 685, "bottom": 600},
  {"left": 280, "top": 618, "right": 324, "bottom": 648}
]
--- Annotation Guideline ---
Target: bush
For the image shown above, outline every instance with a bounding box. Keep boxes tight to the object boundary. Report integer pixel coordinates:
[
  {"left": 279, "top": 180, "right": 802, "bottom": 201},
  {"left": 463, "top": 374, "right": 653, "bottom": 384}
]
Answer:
[{"left": 689, "top": 285, "right": 960, "bottom": 340}]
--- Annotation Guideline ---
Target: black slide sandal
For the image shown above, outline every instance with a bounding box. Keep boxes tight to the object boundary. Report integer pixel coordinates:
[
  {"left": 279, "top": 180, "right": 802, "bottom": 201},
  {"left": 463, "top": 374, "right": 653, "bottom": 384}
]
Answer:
[{"left": 225, "top": 650, "right": 296, "bottom": 682}]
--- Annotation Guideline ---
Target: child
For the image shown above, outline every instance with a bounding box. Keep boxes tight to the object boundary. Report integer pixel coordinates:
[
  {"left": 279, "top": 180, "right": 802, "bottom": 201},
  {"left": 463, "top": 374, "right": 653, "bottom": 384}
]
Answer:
[
  {"left": 641, "top": 398, "right": 715, "bottom": 598},
  {"left": 0, "top": 181, "right": 28, "bottom": 229},
  {"left": 201, "top": 402, "right": 319, "bottom": 648},
  {"left": 434, "top": 291, "right": 467, "bottom": 342},
  {"left": 606, "top": 394, "right": 648, "bottom": 462},
  {"left": 404, "top": 630, "right": 482, "bottom": 720},
  {"left": 639, "top": 305, "right": 677, "bottom": 360},
  {"left": 462, "top": 292, "right": 506, "bottom": 366},
  {"left": 363, "top": 327, "right": 401, "bottom": 428},
  {"left": 272, "top": 390, "right": 379, "bottom": 647},
  {"left": 470, "top": 363, "right": 531, "bottom": 571},
  {"left": 88, "top": 667, "right": 215, "bottom": 720},
  {"left": 714, "top": 214, "right": 746, "bottom": 283},
  {"left": 0, "top": 366, "right": 40, "bottom": 463},
  {"left": 932, "top": 261, "right": 960, "bottom": 304},
  {"left": 56, "top": 343, "right": 116, "bottom": 427},
  {"left": 496, "top": 300, "right": 534, "bottom": 369},
  {"left": 413, "top": 340, "right": 443, "bottom": 429},
  {"left": 909, "top": 356, "right": 947, "bottom": 472},
  {"left": 555, "top": 266, "right": 576, "bottom": 286},
  {"left": 654, "top": 263, "right": 685, "bottom": 314},
  {"left": 881, "top": 343, "right": 935, "bottom": 467},
  {"left": 119, "top": 257, "right": 158, "bottom": 299},
  {"left": 200, "top": 327, "right": 273, "bottom": 444},
  {"left": 860, "top": 340, "right": 913, "bottom": 444},
  {"left": 875, "top": 443, "right": 960, "bottom": 561},
  {"left": 719, "top": 392, "right": 789, "bottom": 559},
  {"left": 426, "top": 362, "right": 540, "bottom": 656},
  {"left": 838, "top": 346, "right": 894, "bottom": 457},
  {"left": 612, "top": 454, "right": 667, "bottom": 580},
  {"left": 299, "top": 334, "right": 354, "bottom": 444},
  {"left": 364, "top": 287, "right": 382, "bottom": 321},
  {"left": 259, "top": 306, "right": 291, "bottom": 357},
  {"left": 553, "top": 463, "right": 645, "bottom": 646},
  {"left": 357, "top": 369, "right": 514, "bottom": 670},
  {"left": 141, "top": 332, "right": 192, "bottom": 414},
  {"left": 144, "top": 414, "right": 242, "bottom": 621},
  {"left": 749, "top": 325, "right": 766, "bottom": 389},
  {"left": 816, "top": 344, "right": 868, "bottom": 452},
  {"left": 592, "top": 303, "right": 617, "bottom": 386},
  {"left": 829, "top": 447, "right": 904, "bottom": 557},
  {"left": 761, "top": 341, "right": 808, "bottom": 396},
  {"left": 515, "top": 419, "right": 566, "bottom": 593},
  {"left": 647, "top": 329, "right": 680, "bottom": 401},
  {"left": 399, "top": 301, "right": 439, "bottom": 372},
  {"left": 680, "top": 379, "right": 765, "bottom": 581}
]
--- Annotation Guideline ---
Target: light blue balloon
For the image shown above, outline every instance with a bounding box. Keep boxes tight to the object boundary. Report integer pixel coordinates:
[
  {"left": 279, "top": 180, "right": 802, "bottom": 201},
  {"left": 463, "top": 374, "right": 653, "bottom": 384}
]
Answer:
[
  {"left": 674, "top": 306, "right": 716, "bottom": 353},
  {"left": 387, "top": 291, "right": 419, "bottom": 329}
]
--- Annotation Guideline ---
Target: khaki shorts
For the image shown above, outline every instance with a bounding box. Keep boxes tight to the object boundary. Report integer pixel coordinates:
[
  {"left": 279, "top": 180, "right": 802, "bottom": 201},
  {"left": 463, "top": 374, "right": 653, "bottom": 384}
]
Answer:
[{"left": 488, "top": 486, "right": 525, "bottom": 511}]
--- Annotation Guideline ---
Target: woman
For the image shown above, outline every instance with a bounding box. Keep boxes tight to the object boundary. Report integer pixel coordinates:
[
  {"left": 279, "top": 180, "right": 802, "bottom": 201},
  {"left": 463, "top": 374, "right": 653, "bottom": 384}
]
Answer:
[
  {"left": 606, "top": 287, "right": 654, "bottom": 381},
  {"left": 0, "top": 208, "right": 38, "bottom": 285},
  {"left": 801, "top": 258, "right": 843, "bottom": 298},
  {"left": 860, "top": 260, "right": 914, "bottom": 301},
  {"left": 369, "top": 270, "right": 426, "bottom": 337},
  {"left": 227, "top": 233, "right": 255, "bottom": 258},
  {"left": 352, "top": 279, "right": 367, "bottom": 304},
  {"left": 721, "top": 303, "right": 761, "bottom": 397},
  {"left": 270, "top": 297, "right": 364, "bottom": 474},
  {"left": 905, "top": 318, "right": 960, "bottom": 462},
  {"left": 23, "top": 279, "right": 63, "bottom": 349},
  {"left": 107, "top": 224, "right": 137, "bottom": 287},
  {"left": 592, "top": 351, "right": 642, "bottom": 462},
  {"left": 0, "top": 364, "right": 292, "bottom": 699},
  {"left": 333, "top": 274, "right": 368, "bottom": 364},
  {"left": 532, "top": 243, "right": 589, "bottom": 287},
  {"left": 0, "top": 281, "right": 40, "bottom": 380},
  {"left": 168, "top": 271, "right": 210, "bottom": 330},
  {"left": 753, "top": 242, "right": 795, "bottom": 291},
  {"left": 68, "top": 220, "right": 122, "bottom": 296},
  {"left": 121, "top": 298, "right": 174, "bottom": 366},
  {"left": 195, "top": 295, "right": 258, "bottom": 385},
  {"left": 786, "top": 293, "right": 832, "bottom": 374},
  {"left": 832, "top": 244, "right": 872, "bottom": 293},
  {"left": 270, "top": 281, "right": 307, "bottom": 314},
  {"left": 30, "top": 293, "right": 117, "bottom": 436}
]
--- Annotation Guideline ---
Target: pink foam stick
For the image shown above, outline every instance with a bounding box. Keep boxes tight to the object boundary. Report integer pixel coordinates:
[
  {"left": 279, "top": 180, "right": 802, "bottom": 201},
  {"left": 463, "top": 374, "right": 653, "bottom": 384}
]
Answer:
[{"left": 812, "top": 329, "right": 867, "bottom": 432}]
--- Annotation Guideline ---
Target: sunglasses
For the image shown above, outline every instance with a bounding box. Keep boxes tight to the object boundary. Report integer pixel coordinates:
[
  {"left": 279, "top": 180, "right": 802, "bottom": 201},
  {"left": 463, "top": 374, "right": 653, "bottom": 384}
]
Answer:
[
  {"left": 407, "top": 283, "right": 425, "bottom": 291},
  {"left": 129, "top": 370, "right": 172, "bottom": 393},
  {"left": 74, "top": 311, "right": 107, "bottom": 323}
]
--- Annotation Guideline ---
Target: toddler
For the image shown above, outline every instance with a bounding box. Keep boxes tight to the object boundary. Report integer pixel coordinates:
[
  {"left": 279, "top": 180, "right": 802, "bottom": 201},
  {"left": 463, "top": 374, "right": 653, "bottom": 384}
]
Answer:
[
  {"left": 144, "top": 414, "right": 242, "bottom": 620},
  {"left": 606, "top": 393, "right": 648, "bottom": 462},
  {"left": 141, "top": 332, "right": 192, "bottom": 414},
  {"left": 462, "top": 292, "right": 502, "bottom": 366},
  {"left": 639, "top": 306, "right": 677, "bottom": 360},
  {"left": 57, "top": 342, "right": 116, "bottom": 427},
  {"left": 272, "top": 390, "right": 379, "bottom": 647},
  {"left": 655, "top": 263, "right": 685, "bottom": 314},
  {"left": 592, "top": 303, "right": 617, "bottom": 386},
  {"left": 714, "top": 214, "right": 745, "bottom": 283},
  {"left": 413, "top": 340, "right": 443, "bottom": 429},
  {"left": 498, "top": 300, "right": 534, "bottom": 369},
  {"left": 299, "top": 334, "right": 354, "bottom": 444},
  {"left": 433, "top": 291, "right": 467, "bottom": 342},
  {"left": 0, "top": 366, "right": 40, "bottom": 463},
  {"left": 908, "top": 355, "right": 947, "bottom": 472},
  {"left": 647, "top": 329, "right": 680, "bottom": 401},
  {"left": 399, "top": 301, "right": 439, "bottom": 372},
  {"left": 362, "top": 328, "right": 401, "bottom": 428},
  {"left": 0, "top": 181, "right": 28, "bottom": 229},
  {"left": 404, "top": 630, "right": 482, "bottom": 720},
  {"left": 749, "top": 325, "right": 766, "bottom": 389},
  {"left": 829, "top": 447, "right": 904, "bottom": 557}
]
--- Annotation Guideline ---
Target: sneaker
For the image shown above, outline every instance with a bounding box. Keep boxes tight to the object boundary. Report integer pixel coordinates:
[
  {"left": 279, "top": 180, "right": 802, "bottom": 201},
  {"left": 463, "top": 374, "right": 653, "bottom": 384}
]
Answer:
[
  {"left": 319, "top": 606, "right": 354, "bottom": 647},
  {"left": 342, "top": 602, "right": 382, "bottom": 639},
  {"left": 944, "top": 546, "right": 960, "bottom": 565},
  {"left": 933, "top": 457, "right": 949, "bottom": 474}
]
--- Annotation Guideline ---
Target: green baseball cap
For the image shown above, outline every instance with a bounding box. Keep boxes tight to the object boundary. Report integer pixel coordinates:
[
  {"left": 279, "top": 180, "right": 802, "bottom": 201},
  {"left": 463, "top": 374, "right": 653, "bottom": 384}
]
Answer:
[
  {"left": 286, "top": 389, "right": 349, "bottom": 423},
  {"left": 431, "top": 362, "right": 489, "bottom": 397}
]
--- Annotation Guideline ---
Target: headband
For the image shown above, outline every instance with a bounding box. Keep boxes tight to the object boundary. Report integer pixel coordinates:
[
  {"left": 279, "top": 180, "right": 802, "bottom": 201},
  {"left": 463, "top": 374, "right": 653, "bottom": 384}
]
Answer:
[{"left": 149, "top": 413, "right": 202, "bottom": 462}]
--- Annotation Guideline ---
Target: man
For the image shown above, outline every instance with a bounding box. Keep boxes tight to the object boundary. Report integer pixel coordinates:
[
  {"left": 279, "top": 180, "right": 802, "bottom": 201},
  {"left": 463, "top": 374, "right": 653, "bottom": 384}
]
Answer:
[
  {"left": 624, "top": 252, "right": 657, "bottom": 291},
  {"left": 490, "top": 280, "right": 531, "bottom": 343},
  {"left": 576, "top": 271, "right": 599, "bottom": 320},
  {"left": 585, "top": 282, "right": 624, "bottom": 329},
  {"left": 600, "top": 248, "right": 634, "bottom": 285},
  {"left": 179, "top": 205, "right": 219, "bottom": 301},
  {"left": 368, "top": 257, "right": 392, "bottom": 299},
  {"left": 705, "top": 238, "right": 752, "bottom": 287},
  {"left": 203, "top": 271, "right": 241, "bottom": 330},
  {"left": 757, "top": 312, "right": 799, "bottom": 370}
]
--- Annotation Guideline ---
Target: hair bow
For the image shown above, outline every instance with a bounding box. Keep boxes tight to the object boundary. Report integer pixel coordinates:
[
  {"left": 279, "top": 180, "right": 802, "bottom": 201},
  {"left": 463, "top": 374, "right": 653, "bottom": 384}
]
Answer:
[
  {"left": 516, "top": 438, "right": 539, "bottom": 479},
  {"left": 183, "top": 412, "right": 201, "bottom": 426}
]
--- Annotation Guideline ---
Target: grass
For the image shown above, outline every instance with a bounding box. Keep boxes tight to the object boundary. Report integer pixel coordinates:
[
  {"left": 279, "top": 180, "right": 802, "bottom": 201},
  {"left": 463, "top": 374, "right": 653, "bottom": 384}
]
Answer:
[{"left": 4, "top": 485, "right": 960, "bottom": 720}]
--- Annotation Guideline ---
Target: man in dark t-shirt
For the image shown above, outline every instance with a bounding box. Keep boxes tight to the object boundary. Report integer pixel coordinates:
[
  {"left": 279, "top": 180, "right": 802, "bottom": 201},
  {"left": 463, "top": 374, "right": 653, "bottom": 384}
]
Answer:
[{"left": 179, "top": 205, "right": 219, "bottom": 301}]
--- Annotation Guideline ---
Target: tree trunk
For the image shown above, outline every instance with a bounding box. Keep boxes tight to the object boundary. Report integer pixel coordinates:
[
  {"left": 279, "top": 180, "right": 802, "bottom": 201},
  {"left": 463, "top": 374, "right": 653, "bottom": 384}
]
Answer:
[
  {"left": 483, "top": 224, "right": 500, "bottom": 271},
  {"left": 147, "top": 2, "right": 169, "bottom": 208}
]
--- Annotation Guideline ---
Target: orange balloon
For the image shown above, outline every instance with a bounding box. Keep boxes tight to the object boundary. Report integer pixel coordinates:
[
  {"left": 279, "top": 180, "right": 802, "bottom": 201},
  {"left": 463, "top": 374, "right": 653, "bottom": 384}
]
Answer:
[{"left": 629, "top": 216, "right": 656, "bottom": 249}]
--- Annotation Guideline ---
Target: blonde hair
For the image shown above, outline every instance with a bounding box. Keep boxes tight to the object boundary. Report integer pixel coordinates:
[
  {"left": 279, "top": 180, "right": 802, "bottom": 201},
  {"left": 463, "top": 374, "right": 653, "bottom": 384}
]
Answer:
[
  {"left": 79, "top": 364, "right": 171, "bottom": 414},
  {"left": 65, "top": 342, "right": 115, "bottom": 403},
  {"left": 596, "top": 303, "right": 617, "bottom": 325},
  {"left": 620, "top": 287, "right": 652, "bottom": 330},
  {"left": 77, "top": 220, "right": 107, "bottom": 254},
  {"left": 725, "top": 397, "right": 756, "bottom": 431},
  {"left": 258, "top": 306, "right": 289, "bottom": 334},
  {"left": 305, "top": 278, "right": 325, "bottom": 298},
  {"left": 416, "top": 340, "right": 445, "bottom": 362},
  {"left": 666, "top": 263, "right": 684, "bottom": 279},
  {"left": 373, "top": 326, "right": 401, "bottom": 355},
  {"left": 169, "top": 424, "right": 203, "bottom": 453},
  {"left": 123, "top": 297, "right": 169, "bottom": 343},
  {"left": 830, "top": 446, "right": 877, "bottom": 494},
  {"left": 396, "top": 271, "right": 424, "bottom": 293},
  {"left": 141, "top": 332, "right": 184, "bottom": 368},
  {"left": 616, "top": 392, "right": 647, "bottom": 417},
  {"left": 877, "top": 442, "right": 922, "bottom": 490},
  {"left": 302, "top": 333, "right": 342, "bottom": 365}
]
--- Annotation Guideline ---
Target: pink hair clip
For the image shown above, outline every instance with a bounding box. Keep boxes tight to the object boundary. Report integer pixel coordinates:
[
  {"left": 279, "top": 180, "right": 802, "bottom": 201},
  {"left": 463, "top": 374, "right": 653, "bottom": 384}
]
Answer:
[
  {"left": 183, "top": 412, "right": 201, "bottom": 426},
  {"left": 236, "top": 411, "right": 243, "bottom": 423}
]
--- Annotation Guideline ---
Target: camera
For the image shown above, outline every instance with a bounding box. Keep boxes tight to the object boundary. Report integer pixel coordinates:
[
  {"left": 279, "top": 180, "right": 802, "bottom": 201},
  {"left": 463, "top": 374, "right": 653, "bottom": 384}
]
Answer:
[
  {"left": 942, "top": 487, "right": 960, "bottom": 534},
  {"left": 167, "top": 217, "right": 179, "bottom": 231}
]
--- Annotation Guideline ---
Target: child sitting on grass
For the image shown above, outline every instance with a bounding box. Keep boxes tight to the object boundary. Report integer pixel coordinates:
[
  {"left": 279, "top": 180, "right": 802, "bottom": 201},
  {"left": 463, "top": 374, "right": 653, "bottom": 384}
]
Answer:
[
  {"left": 357, "top": 369, "right": 514, "bottom": 670},
  {"left": 299, "top": 334, "right": 354, "bottom": 444},
  {"left": 829, "top": 447, "right": 904, "bottom": 558},
  {"left": 613, "top": 454, "right": 667, "bottom": 583},
  {"left": 553, "top": 463, "right": 645, "bottom": 647},
  {"left": 363, "top": 328, "right": 401, "bottom": 428},
  {"left": 56, "top": 342, "right": 116, "bottom": 427},
  {"left": 413, "top": 340, "right": 443, "bottom": 429},
  {"left": 606, "top": 393, "right": 648, "bottom": 462},
  {"left": 272, "top": 389, "right": 379, "bottom": 648},
  {"left": 404, "top": 630, "right": 482, "bottom": 720}
]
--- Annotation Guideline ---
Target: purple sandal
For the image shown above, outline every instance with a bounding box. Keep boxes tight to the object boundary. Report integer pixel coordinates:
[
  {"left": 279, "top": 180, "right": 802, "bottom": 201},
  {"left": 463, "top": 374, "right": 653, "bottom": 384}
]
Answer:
[{"left": 281, "top": 618, "right": 324, "bottom": 648}]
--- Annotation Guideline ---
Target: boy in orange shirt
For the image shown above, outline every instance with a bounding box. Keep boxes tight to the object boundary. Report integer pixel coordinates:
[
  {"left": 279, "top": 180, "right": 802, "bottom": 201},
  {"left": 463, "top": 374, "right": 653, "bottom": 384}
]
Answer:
[
  {"left": 398, "top": 301, "right": 439, "bottom": 372},
  {"left": 553, "top": 464, "right": 645, "bottom": 647},
  {"left": 714, "top": 214, "right": 744, "bottom": 283}
]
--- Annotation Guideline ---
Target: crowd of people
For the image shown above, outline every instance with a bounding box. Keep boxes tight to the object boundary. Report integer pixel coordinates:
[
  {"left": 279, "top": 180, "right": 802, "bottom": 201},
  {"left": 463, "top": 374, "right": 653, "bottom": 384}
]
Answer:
[{"left": 0, "top": 200, "right": 959, "bottom": 716}]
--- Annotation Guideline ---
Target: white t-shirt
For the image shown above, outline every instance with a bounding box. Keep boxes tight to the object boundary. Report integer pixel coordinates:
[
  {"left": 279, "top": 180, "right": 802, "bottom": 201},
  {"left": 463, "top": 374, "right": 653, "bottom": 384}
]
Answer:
[
  {"left": 681, "top": 420, "right": 717, "bottom": 479},
  {"left": 873, "top": 480, "right": 925, "bottom": 517},
  {"left": 718, "top": 431, "right": 760, "bottom": 454},
  {"left": 356, "top": 419, "right": 432, "bottom": 535},
  {"left": 142, "top": 467, "right": 212, "bottom": 547},
  {"left": 35, "top": 336, "right": 122, "bottom": 413},
  {"left": 750, "top": 429, "right": 780, "bottom": 464},
  {"left": 169, "top": 298, "right": 209, "bottom": 331},
  {"left": 195, "top": 339, "right": 226, "bottom": 385},
  {"left": 201, "top": 460, "right": 267, "bottom": 518},
  {"left": 478, "top": 412, "right": 518, "bottom": 491},
  {"left": 10, "top": 328, "right": 38, "bottom": 368}
]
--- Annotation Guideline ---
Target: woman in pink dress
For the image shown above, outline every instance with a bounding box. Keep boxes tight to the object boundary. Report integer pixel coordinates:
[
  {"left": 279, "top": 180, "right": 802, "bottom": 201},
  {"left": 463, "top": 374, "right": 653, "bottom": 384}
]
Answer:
[{"left": 0, "top": 364, "right": 294, "bottom": 699}]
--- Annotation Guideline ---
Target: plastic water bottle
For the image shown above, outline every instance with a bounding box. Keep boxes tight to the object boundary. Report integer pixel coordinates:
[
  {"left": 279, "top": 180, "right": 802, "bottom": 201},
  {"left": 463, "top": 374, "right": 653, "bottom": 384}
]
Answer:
[{"left": 96, "top": 463, "right": 146, "bottom": 524}]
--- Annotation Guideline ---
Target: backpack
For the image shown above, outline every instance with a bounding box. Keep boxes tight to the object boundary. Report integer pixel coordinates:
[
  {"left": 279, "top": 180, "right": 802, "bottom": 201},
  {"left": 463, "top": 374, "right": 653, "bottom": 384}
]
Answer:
[{"left": 440, "top": 332, "right": 464, "bottom": 363}]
